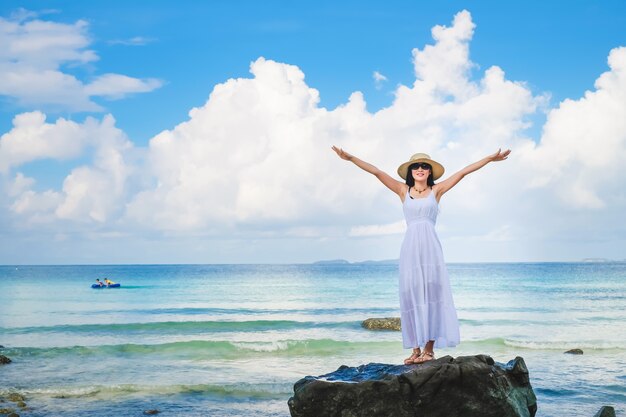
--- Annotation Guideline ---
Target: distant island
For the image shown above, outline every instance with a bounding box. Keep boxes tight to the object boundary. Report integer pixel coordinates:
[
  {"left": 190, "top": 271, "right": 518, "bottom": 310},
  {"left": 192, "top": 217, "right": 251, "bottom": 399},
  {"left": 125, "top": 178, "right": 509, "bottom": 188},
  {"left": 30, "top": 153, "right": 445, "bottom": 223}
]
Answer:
[
  {"left": 580, "top": 258, "right": 614, "bottom": 263},
  {"left": 312, "top": 258, "right": 623, "bottom": 265},
  {"left": 312, "top": 259, "right": 398, "bottom": 265}
]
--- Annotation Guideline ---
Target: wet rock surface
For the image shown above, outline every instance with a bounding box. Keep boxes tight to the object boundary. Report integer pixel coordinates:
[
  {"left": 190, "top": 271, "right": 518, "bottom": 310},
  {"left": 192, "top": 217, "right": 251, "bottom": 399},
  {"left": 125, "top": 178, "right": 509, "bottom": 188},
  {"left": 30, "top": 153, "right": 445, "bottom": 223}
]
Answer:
[
  {"left": 0, "top": 392, "right": 28, "bottom": 416},
  {"left": 288, "top": 354, "right": 537, "bottom": 417},
  {"left": 593, "top": 406, "right": 616, "bottom": 417}
]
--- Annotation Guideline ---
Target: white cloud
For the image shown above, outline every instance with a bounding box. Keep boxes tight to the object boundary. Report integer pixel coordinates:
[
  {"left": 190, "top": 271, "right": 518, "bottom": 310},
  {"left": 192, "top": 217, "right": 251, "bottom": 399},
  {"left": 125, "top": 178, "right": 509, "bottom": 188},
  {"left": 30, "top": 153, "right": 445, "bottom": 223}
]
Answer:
[
  {"left": 0, "top": 111, "right": 133, "bottom": 175},
  {"left": 373, "top": 70, "right": 388, "bottom": 90},
  {"left": 122, "top": 10, "right": 543, "bottom": 238},
  {"left": 349, "top": 221, "right": 405, "bottom": 237},
  {"left": 54, "top": 123, "right": 134, "bottom": 223},
  {"left": 7, "top": 172, "right": 35, "bottom": 197},
  {"left": 411, "top": 10, "right": 476, "bottom": 99},
  {"left": 2, "top": 10, "right": 625, "bottom": 262},
  {"left": 85, "top": 74, "right": 164, "bottom": 99},
  {"left": 107, "top": 36, "right": 155, "bottom": 46},
  {"left": 0, "top": 11, "right": 162, "bottom": 111},
  {"left": 0, "top": 111, "right": 90, "bottom": 173},
  {"left": 1, "top": 113, "right": 136, "bottom": 224},
  {"left": 523, "top": 46, "right": 626, "bottom": 209}
]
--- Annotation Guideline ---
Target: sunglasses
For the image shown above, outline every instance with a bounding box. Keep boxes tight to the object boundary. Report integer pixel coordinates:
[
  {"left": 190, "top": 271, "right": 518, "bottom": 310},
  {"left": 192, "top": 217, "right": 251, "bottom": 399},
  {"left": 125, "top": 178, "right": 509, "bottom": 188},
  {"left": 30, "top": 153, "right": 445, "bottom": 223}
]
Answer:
[{"left": 410, "top": 163, "right": 432, "bottom": 171}]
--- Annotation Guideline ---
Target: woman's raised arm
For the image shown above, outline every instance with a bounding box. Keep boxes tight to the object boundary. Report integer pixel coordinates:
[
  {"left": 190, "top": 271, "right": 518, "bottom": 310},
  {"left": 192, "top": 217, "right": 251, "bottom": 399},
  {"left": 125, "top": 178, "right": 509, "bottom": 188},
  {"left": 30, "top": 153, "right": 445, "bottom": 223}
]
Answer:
[
  {"left": 434, "top": 148, "right": 511, "bottom": 199},
  {"left": 331, "top": 146, "right": 406, "bottom": 198}
]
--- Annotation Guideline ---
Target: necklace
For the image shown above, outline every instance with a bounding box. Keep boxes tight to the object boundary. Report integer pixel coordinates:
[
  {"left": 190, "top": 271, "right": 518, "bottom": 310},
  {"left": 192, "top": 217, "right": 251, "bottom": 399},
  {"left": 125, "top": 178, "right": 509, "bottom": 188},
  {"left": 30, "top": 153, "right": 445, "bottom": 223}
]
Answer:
[{"left": 413, "top": 186, "right": 428, "bottom": 194}]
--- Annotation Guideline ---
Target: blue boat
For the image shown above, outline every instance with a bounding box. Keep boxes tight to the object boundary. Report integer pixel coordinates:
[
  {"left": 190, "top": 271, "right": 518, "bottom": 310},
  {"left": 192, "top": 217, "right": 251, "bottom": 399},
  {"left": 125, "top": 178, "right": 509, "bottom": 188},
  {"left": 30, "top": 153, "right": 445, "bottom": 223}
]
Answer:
[{"left": 91, "top": 283, "right": 121, "bottom": 289}]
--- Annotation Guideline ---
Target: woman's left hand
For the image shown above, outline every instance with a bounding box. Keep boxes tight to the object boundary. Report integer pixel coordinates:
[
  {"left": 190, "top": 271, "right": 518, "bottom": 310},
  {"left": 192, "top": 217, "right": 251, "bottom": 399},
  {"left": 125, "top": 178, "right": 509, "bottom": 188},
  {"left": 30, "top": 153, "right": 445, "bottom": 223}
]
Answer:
[{"left": 489, "top": 148, "right": 511, "bottom": 162}]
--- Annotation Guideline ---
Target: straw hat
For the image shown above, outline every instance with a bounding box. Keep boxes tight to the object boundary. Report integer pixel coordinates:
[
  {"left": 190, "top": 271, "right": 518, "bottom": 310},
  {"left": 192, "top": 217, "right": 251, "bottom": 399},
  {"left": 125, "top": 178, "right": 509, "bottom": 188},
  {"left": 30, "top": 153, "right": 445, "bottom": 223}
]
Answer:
[{"left": 397, "top": 153, "right": 445, "bottom": 180}]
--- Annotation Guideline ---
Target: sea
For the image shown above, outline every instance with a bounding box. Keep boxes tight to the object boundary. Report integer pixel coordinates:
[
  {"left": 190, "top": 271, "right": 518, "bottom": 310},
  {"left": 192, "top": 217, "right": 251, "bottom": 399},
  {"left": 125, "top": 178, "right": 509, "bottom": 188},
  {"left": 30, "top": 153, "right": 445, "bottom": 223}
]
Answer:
[{"left": 0, "top": 262, "right": 624, "bottom": 417}]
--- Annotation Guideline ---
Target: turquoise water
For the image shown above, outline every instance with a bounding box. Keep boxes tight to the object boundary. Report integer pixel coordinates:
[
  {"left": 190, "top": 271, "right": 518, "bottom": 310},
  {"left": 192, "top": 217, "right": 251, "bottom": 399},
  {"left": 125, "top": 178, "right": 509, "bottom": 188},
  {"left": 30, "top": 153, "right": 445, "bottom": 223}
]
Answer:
[{"left": 0, "top": 263, "right": 625, "bottom": 416}]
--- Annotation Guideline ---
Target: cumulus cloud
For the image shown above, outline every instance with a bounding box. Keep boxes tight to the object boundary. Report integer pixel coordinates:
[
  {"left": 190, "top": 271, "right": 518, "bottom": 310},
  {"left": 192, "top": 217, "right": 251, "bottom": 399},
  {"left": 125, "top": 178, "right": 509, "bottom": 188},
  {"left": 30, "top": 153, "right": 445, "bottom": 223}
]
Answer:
[
  {"left": 0, "top": 11, "right": 162, "bottom": 111},
  {"left": 1, "top": 113, "right": 136, "bottom": 225},
  {"left": 0, "top": 111, "right": 91, "bottom": 172},
  {"left": 2, "top": 10, "right": 625, "bottom": 262},
  {"left": 121, "top": 9, "right": 542, "bottom": 239},
  {"left": 523, "top": 46, "right": 626, "bottom": 208}
]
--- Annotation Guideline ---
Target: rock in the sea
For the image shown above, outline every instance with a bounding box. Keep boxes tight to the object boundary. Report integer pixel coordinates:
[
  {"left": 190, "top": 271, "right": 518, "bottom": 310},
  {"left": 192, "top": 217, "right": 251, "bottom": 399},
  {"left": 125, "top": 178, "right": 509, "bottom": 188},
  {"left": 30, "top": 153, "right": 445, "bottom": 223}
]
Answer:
[
  {"left": 0, "top": 355, "right": 11, "bottom": 365},
  {"left": 7, "top": 413, "right": 19, "bottom": 417},
  {"left": 564, "top": 348, "right": 584, "bottom": 355},
  {"left": 288, "top": 354, "right": 537, "bottom": 417},
  {"left": 593, "top": 406, "right": 616, "bottom": 417},
  {"left": 143, "top": 409, "right": 160, "bottom": 415},
  {"left": 361, "top": 317, "right": 401, "bottom": 331},
  {"left": 6, "top": 394, "right": 24, "bottom": 403}
]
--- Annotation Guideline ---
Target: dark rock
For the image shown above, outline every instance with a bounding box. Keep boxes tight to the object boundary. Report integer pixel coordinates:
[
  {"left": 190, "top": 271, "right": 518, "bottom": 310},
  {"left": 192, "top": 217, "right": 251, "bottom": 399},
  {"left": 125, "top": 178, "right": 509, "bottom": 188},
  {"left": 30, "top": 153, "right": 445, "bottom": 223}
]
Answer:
[
  {"left": 16, "top": 402, "right": 26, "bottom": 409},
  {"left": 361, "top": 317, "right": 401, "bottom": 331},
  {"left": 288, "top": 354, "right": 537, "bottom": 417},
  {"left": 0, "top": 355, "right": 11, "bottom": 365},
  {"left": 7, "top": 413, "right": 19, "bottom": 417},
  {"left": 564, "top": 349, "right": 583, "bottom": 355},
  {"left": 6, "top": 394, "right": 24, "bottom": 403},
  {"left": 593, "top": 406, "right": 616, "bottom": 417},
  {"left": 143, "top": 409, "right": 160, "bottom": 415},
  {"left": 0, "top": 409, "right": 14, "bottom": 415}
]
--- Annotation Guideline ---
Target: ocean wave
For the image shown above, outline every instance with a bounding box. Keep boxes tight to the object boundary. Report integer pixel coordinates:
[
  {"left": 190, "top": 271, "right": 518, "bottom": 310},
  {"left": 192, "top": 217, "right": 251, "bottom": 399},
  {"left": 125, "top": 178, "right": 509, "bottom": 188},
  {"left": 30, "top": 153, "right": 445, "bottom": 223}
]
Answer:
[
  {"left": 4, "top": 337, "right": 623, "bottom": 361},
  {"left": 502, "top": 339, "right": 626, "bottom": 351},
  {"left": 458, "top": 318, "right": 569, "bottom": 327},
  {"left": 0, "top": 319, "right": 360, "bottom": 335},
  {"left": 2, "top": 339, "right": 400, "bottom": 360},
  {"left": 459, "top": 338, "right": 626, "bottom": 351},
  {"left": 97, "top": 306, "right": 396, "bottom": 317},
  {"left": 0, "top": 382, "right": 291, "bottom": 400}
]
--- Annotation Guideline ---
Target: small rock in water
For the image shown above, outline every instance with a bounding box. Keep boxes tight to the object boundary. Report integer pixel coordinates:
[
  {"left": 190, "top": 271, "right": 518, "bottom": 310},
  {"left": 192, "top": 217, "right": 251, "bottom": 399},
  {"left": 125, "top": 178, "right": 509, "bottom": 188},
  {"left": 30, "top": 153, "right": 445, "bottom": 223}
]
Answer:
[
  {"left": 0, "top": 354, "right": 11, "bottom": 365},
  {"left": 16, "top": 401, "right": 27, "bottom": 408},
  {"left": 6, "top": 394, "right": 25, "bottom": 403},
  {"left": 564, "top": 349, "right": 584, "bottom": 355},
  {"left": 361, "top": 317, "right": 401, "bottom": 331},
  {"left": 593, "top": 406, "right": 616, "bottom": 417},
  {"left": 0, "top": 408, "right": 14, "bottom": 414},
  {"left": 144, "top": 409, "right": 160, "bottom": 415},
  {"left": 8, "top": 413, "right": 20, "bottom": 417}
]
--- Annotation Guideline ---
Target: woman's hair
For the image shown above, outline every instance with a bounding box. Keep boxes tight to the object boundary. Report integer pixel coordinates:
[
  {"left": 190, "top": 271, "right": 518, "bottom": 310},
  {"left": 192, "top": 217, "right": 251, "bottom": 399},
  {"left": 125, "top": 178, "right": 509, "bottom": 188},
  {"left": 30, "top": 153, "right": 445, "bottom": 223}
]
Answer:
[{"left": 405, "top": 163, "right": 435, "bottom": 187}]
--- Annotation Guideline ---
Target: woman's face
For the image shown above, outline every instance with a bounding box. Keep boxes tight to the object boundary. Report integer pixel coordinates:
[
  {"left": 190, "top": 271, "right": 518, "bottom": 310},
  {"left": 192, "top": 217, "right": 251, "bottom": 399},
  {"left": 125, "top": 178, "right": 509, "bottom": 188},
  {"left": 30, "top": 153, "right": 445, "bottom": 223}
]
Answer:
[{"left": 411, "top": 163, "right": 431, "bottom": 181}]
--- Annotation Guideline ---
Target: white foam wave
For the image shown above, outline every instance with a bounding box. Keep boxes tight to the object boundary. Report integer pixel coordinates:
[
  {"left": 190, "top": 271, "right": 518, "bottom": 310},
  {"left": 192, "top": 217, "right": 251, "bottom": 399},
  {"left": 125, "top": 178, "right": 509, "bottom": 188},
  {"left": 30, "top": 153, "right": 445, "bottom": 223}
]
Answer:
[{"left": 503, "top": 339, "right": 626, "bottom": 351}]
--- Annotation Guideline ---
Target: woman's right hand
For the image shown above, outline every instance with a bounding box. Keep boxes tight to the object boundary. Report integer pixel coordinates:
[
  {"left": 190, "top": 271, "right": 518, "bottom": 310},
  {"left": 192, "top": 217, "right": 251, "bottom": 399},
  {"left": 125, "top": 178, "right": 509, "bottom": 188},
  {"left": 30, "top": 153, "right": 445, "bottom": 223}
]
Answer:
[{"left": 331, "top": 146, "right": 353, "bottom": 161}]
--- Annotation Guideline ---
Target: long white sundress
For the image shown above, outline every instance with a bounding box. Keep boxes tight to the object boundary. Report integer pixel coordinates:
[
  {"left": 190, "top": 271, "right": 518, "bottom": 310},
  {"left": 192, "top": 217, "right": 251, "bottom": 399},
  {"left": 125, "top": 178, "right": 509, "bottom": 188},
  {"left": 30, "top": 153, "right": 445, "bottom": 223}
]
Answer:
[{"left": 399, "top": 189, "right": 460, "bottom": 349}]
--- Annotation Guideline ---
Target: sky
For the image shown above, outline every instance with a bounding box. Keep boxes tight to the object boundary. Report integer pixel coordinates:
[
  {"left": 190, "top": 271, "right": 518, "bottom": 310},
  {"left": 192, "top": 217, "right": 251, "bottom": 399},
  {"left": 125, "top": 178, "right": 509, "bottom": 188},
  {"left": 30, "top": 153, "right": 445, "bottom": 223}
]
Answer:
[{"left": 1, "top": 1, "right": 625, "bottom": 264}]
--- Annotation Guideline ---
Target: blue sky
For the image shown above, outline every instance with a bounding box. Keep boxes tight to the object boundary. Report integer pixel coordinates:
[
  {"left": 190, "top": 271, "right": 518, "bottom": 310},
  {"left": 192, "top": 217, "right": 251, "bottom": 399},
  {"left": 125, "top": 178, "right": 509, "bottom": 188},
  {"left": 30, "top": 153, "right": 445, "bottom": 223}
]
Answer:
[{"left": 1, "top": 1, "right": 626, "bottom": 264}]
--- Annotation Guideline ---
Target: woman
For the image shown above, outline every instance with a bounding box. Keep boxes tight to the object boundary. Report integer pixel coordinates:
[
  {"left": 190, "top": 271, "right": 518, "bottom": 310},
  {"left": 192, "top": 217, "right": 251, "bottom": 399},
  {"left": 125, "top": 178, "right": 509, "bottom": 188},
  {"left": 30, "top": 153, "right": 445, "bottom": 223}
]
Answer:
[{"left": 331, "top": 146, "right": 510, "bottom": 364}]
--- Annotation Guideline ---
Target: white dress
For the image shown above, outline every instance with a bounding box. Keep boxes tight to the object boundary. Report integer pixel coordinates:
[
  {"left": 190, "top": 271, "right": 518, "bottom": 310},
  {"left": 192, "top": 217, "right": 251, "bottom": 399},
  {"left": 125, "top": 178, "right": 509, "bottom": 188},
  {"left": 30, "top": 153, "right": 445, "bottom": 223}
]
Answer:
[{"left": 399, "top": 189, "right": 460, "bottom": 349}]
